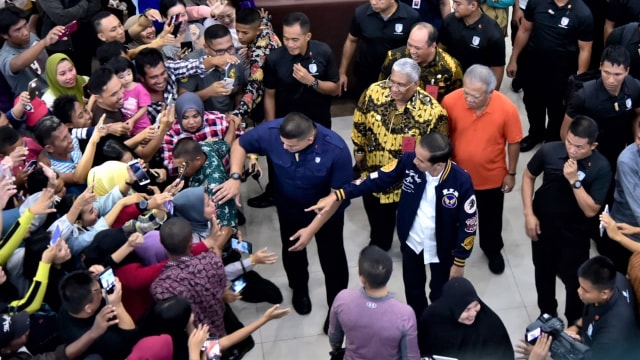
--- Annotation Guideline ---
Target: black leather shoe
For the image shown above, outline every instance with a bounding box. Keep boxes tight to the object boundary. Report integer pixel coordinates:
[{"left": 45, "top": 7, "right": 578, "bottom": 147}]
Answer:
[
  {"left": 323, "top": 312, "right": 330, "bottom": 334},
  {"left": 292, "top": 291, "right": 312, "bottom": 315},
  {"left": 488, "top": 254, "right": 505, "bottom": 274},
  {"left": 247, "top": 192, "right": 275, "bottom": 208},
  {"left": 520, "top": 136, "right": 542, "bottom": 152}
]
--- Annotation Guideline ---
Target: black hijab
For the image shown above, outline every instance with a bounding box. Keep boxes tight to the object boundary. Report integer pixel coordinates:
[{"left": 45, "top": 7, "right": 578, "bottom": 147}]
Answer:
[{"left": 418, "top": 278, "right": 513, "bottom": 360}]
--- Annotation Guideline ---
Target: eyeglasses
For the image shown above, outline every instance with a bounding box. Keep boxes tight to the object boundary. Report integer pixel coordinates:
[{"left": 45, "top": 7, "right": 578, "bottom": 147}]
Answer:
[
  {"left": 385, "top": 77, "right": 413, "bottom": 91},
  {"left": 210, "top": 45, "right": 235, "bottom": 56}
]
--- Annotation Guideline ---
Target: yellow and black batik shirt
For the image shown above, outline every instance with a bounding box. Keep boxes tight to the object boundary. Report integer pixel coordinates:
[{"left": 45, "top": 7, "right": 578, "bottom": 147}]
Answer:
[{"left": 352, "top": 81, "right": 449, "bottom": 204}]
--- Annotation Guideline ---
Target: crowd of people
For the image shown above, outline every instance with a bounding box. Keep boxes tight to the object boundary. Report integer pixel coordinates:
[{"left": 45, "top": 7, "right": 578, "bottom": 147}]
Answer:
[{"left": 0, "top": 0, "right": 640, "bottom": 359}]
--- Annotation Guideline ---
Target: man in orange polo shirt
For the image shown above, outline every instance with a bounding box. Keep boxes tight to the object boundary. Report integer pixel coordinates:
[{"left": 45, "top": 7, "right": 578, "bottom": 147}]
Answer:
[{"left": 442, "top": 64, "right": 523, "bottom": 274}]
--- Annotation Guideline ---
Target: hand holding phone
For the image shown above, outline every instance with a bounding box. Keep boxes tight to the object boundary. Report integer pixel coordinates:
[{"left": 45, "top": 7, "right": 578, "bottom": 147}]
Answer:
[
  {"left": 58, "top": 20, "right": 78, "bottom": 40},
  {"left": 231, "top": 238, "right": 253, "bottom": 254},
  {"left": 50, "top": 225, "right": 62, "bottom": 246},
  {"left": 128, "top": 159, "right": 151, "bottom": 185},
  {"left": 23, "top": 160, "right": 38, "bottom": 173},
  {"left": 230, "top": 277, "right": 246, "bottom": 294},
  {"left": 28, "top": 79, "right": 38, "bottom": 100},
  {"left": 99, "top": 267, "right": 116, "bottom": 295}
]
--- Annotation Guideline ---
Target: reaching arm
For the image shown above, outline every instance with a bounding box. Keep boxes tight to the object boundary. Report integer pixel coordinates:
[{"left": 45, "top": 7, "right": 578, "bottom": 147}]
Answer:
[
  {"left": 506, "top": 18, "right": 532, "bottom": 78},
  {"left": 577, "top": 41, "right": 592, "bottom": 74},
  {"left": 522, "top": 168, "right": 541, "bottom": 240},
  {"left": 604, "top": 20, "right": 616, "bottom": 43},
  {"left": 263, "top": 88, "right": 276, "bottom": 121},
  {"left": 337, "top": 34, "right": 358, "bottom": 95}
]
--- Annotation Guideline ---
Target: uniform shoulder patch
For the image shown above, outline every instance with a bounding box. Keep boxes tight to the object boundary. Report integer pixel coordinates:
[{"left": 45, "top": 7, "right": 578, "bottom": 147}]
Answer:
[
  {"left": 462, "top": 235, "right": 475, "bottom": 250},
  {"left": 464, "top": 195, "right": 477, "bottom": 214}
]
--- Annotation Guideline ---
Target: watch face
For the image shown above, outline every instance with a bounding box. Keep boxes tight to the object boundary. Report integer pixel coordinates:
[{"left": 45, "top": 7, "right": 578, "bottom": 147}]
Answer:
[
  {"left": 574, "top": 181, "right": 582, "bottom": 188},
  {"left": 230, "top": 172, "right": 241, "bottom": 180}
]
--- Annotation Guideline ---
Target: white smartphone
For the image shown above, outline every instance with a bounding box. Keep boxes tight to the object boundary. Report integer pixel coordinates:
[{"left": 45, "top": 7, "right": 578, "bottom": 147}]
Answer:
[{"left": 127, "top": 160, "right": 150, "bottom": 185}]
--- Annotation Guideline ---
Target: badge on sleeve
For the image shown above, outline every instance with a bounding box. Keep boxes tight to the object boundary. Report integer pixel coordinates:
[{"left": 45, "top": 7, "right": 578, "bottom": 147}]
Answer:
[{"left": 464, "top": 195, "right": 477, "bottom": 214}]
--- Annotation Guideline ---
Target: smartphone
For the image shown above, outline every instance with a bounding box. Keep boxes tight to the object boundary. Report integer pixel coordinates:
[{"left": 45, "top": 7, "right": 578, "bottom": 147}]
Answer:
[
  {"left": 1, "top": 164, "right": 12, "bottom": 184},
  {"left": 222, "top": 77, "right": 234, "bottom": 89},
  {"left": 164, "top": 200, "right": 174, "bottom": 215},
  {"left": 231, "top": 238, "right": 252, "bottom": 254},
  {"left": 23, "top": 160, "right": 37, "bottom": 173},
  {"left": 99, "top": 267, "right": 116, "bottom": 295},
  {"left": 166, "top": 94, "right": 174, "bottom": 107},
  {"left": 128, "top": 159, "right": 151, "bottom": 185},
  {"left": 203, "top": 337, "right": 221, "bottom": 360},
  {"left": 231, "top": 277, "right": 246, "bottom": 294},
  {"left": 171, "top": 21, "right": 182, "bottom": 37},
  {"left": 180, "top": 41, "right": 193, "bottom": 52},
  {"left": 432, "top": 356, "right": 459, "bottom": 360},
  {"left": 28, "top": 79, "right": 38, "bottom": 100},
  {"left": 526, "top": 327, "right": 541, "bottom": 344},
  {"left": 58, "top": 20, "right": 78, "bottom": 40},
  {"left": 49, "top": 225, "right": 62, "bottom": 246},
  {"left": 177, "top": 161, "right": 189, "bottom": 182}
]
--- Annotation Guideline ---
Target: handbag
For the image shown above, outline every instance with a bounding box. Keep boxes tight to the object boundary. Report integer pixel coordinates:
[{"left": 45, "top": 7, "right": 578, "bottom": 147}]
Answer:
[{"left": 329, "top": 348, "right": 345, "bottom": 360}]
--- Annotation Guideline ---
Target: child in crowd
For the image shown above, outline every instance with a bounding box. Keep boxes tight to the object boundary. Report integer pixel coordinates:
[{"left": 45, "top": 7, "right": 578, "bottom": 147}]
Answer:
[{"left": 107, "top": 57, "right": 152, "bottom": 136}]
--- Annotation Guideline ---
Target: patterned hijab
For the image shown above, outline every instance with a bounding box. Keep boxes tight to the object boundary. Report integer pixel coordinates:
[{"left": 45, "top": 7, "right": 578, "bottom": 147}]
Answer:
[{"left": 45, "top": 53, "right": 87, "bottom": 105}]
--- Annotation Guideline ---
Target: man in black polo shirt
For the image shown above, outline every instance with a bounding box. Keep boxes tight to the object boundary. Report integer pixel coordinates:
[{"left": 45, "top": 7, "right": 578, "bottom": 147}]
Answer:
[
  {"left": 605, "top": 22, "right": 640, "bottom": 79},
  {"left": 440, "top": 0, "right": 506, "bottom": 89},
  {"left": 263, "top": 12, "right": 339, "bottom": 129},
  {"left": 604, "top": 0, "right": 640, "bottom": 42},
  {"left": 338, "top": 0, "right": 419, "bottom": 98},
  {"left": 562, "top": 45, "right": 640, "bottom": 173},
  {"left": 522, "top": 116, "right": 611, "bottom": 326},
  {"left": 507, "top": 0, "right": 594, "bottom": 152}
]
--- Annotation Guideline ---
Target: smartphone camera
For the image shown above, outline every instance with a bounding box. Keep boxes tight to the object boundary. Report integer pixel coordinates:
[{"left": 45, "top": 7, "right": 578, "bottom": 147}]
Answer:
[{"left": 99, "top": 267, "right": 116, "bottom": 295}]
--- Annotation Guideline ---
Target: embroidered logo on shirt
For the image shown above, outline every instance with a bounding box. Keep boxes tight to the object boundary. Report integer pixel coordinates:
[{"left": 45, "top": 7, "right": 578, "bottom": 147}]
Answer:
[
  {"left": 559, "top": 17, "right": 570, "bottom": 28},
  {"left": 401, "top": 169, "right": 421, "bottom": 192},
  {"left": 394, "top": 23, "right": 404, "bottom": 34},
  {"left": 471, "top": 36, "right": 480, "bottom": 47},
  {"left": 442, "top": 188, "right": 458, "bottom": 208},
  {"left": 315, "top": 157, "right": 321, "bottom": 163},
  {"left": 465, "top": 215, "right": 478, "bottom": 233},
  {"left": 309, "top": 63, "right": 318, "bottom": 75},
  {"left": 626, "top": 98, "right": 632, "bottom": 110},
  {"left": 366, "top": 301, "right": 377, "bottom": 309},
  {"left": 462, "top": 235, "right": 475, "bottom": 250}
]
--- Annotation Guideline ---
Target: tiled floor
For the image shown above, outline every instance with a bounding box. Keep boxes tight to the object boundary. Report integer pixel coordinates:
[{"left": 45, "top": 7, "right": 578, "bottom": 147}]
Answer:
[{"left": 229, "top": 74, "right": 585, "bottom": 359}]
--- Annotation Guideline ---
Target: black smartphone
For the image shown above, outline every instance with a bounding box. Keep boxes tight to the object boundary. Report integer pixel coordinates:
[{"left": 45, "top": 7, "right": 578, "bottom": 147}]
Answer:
[
  {"left": 99, "top": 267, "right": 116, "bottom": 295},
  {"left": 28, "top": 79, "right": 38, "bottom": 100},
  {"left": 171, "top": 21, "right": 182, "bottom": 37},
  {"left": 180, "top": 41, "right": 193, "bottom": 52}
]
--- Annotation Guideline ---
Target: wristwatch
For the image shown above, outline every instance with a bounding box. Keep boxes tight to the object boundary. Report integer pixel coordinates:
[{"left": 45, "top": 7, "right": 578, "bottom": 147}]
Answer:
[
  {"left": 572, "top": 180, "right": 582, "bottom": 189},
  {"left": 309, "top": 78, "right": 319, "bottom": 89},
  {"left": 230, "top": 172, "right": 242, "bottom": 181},
  {"left": 137, "top": 199, "right": 148, "bottom": 212}
]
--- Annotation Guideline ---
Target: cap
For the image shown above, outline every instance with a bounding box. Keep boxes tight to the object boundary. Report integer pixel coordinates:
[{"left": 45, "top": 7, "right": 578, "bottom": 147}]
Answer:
[
  {"left": 0, "top": 311, "right": 30, "bottom": 348},
  {"left": 15, "top": 96, "right": 49, "bottom": 128}
]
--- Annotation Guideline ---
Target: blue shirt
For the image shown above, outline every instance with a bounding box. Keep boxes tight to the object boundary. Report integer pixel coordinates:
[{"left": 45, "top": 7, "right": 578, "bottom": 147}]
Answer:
[{"left": 238, "top": 118, "right": 352, "bottom": 209}]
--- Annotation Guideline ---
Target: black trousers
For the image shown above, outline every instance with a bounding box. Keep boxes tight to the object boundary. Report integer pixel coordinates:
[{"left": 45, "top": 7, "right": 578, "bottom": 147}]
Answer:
[
  {"left": 362, "top": 193, "right": 399, "bottom": 251},
  {"left": 531, "top": 216, "right": 589, "bottom": 324},
  {"left": 475, "top": 187, "right": 505, "bottom": 258},
  {"left": 401, "top": 242, "right": 451, "bottom": 318},
  {"left": 276, "top": 206, "right": 349, "bottom": 308},
  {"left": 521, "top": 51, "right": 576, "bottom": 142}
]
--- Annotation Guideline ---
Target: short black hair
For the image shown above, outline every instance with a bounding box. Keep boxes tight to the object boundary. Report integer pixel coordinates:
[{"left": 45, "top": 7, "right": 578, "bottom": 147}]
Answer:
[
  {"left": 96, "top": 41, "right": 128, "bottom": 66},
  {"left": 173, "top": 137, "right": 203, "bottom": 161},
  {"left": 160, "top": 0, "right": 187, "bottom": 18},
  {"left": 52, "top": 95, "right": 78, "bottom": 125},
  {"left": 102, "top": 139, "right": 133, "bottom": 162},
  {"left": 33, "top": 115, "right": 64, "bottom": 147},
  {"left": 578, "top": 256, "right": 617, "bottom": 291},
  {"left": 59, "top": 270, "right": 96, "bottom": 315},
  {"left": 279, "top": 112, "right": 315, "bottom": 140},
  {"left": 568, "top": 115, "right": 599, "bottom": 144},
  {"left": 358, "top": 245, "right": 393, "bottom": 289},
  {"left": 26, "top": 167, "right": 53, "bottom": 195},
  {"left": 419, "top": 132, "right": 452, "bottom": 164},
  {"left": 600, "top": 45, "right": 631, "bottom": 69},
  {"left": 0, "top": 6, "right": 28, "bottom": 36},
  {"left": 235, "top": 8, "right": 261, "bottom": 27},
  {"left": 0, "top": 125, "right": 20, "bottom": 154},
  {"left": 282, "top": 12, "right": 311, "bottom": 33},
  {"left": 107, "top": 56, "right": 136, "bottom": 76},
  {"left": 204, "top": 24, "right": 232, "bottom": 42},
  {"left": 134, "top": 48, "right": 165, "bottom": 78},
  {"left": 93, "top": 11, "right": 115, "bottom": 34},
  {"left": 160, "top": 218, "right": 193, "bottom": 256},
  {"left": 87, "top": 66, "right": 116, "bottom": 96}
]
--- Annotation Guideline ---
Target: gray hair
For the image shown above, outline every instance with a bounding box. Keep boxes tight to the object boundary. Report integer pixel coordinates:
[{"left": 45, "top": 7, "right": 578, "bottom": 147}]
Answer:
[
  {"left": 463, "top": 64, "right": 497, "bottom": 93},
  {"left": 391, "top": 58, "right": 420, "bottom": 83}
]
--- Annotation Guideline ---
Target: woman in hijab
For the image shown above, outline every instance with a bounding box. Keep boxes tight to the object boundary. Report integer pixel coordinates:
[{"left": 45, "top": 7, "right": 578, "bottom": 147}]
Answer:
[
  {"left": 418, "top": 277, "right": 513, "bottom": 360},
  {"left": 162, "top": 92, "right": 241, "bottom": 176},
  {"left": 173, "top": 186, "right": 282, "bottom": 304},
  {"left": 42, "top": 54, "right": 88, "bottom": 109}
]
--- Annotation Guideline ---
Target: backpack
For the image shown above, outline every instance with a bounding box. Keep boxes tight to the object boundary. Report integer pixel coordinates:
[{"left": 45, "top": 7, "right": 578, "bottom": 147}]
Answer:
[{"left": 565, "top": 69, "right": 601, "bottom": 107}]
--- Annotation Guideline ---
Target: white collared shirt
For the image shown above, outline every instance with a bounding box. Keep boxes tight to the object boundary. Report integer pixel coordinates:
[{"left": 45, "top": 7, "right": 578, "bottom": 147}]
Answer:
[{"left": 406, "top": 169, "right": 442, "bottom": 264}]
